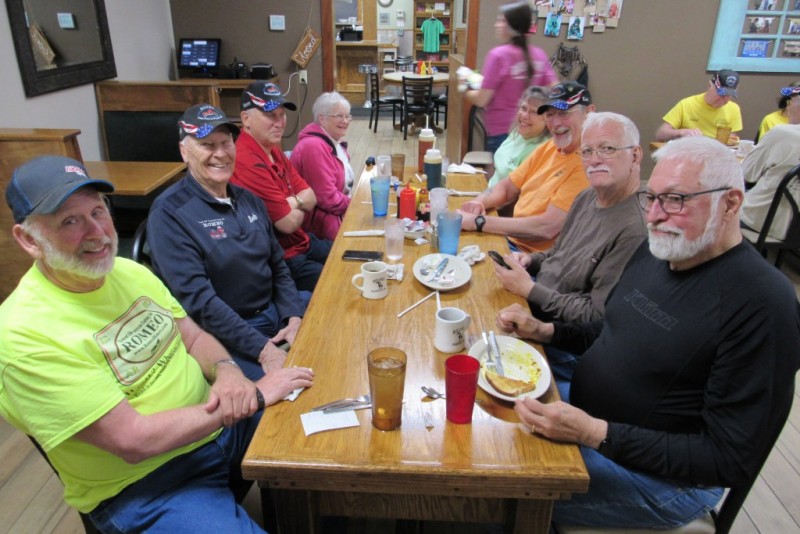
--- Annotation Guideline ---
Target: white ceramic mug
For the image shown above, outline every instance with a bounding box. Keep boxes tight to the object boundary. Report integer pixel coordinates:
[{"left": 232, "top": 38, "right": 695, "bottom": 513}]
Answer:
[
  {"left": 737, "top": 140, "right": 755, "bottom": 157},
  {"left": 351, "top": 261, "right": 388, "bottom": 299},
  {"left": 434, "top": 307, "right": 472, "bottom": 353}
]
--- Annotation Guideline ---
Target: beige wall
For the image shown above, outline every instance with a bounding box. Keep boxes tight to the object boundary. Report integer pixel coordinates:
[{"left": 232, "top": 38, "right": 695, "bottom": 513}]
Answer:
[
  {"left": 170, "top": 0, "right": 324, "bottom": 147},
  {"left": 0, "top": 0, "right": 175, "bottom": 160},
  {"left": 475, "top": 0, "right": 797, "bottom": 177}
]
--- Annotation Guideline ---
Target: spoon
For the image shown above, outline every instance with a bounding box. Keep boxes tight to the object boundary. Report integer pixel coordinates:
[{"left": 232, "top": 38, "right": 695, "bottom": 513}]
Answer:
[{"left": 422, "top": 386, "right": 445, "bottom": 399}]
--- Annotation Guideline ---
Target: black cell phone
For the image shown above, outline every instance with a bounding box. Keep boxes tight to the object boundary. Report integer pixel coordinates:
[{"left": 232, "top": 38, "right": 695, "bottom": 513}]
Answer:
[
  {"left": 488, "top": 250, "right": 512, "bottom": 270},
  {"left": 342, "top": 250, "right": 383, "bottom": 261}
]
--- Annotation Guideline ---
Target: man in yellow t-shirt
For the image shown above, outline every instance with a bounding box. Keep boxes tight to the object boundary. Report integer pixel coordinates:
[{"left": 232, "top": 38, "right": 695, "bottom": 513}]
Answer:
[
  {"left": 656, "top": 69, "right": 743, "bottom": 142},
  {"left": 0, "top": 156, "right": 314, "bottom": 532},
  {"left": 459, "top": 82, "right": 593, "bottom": 252}
]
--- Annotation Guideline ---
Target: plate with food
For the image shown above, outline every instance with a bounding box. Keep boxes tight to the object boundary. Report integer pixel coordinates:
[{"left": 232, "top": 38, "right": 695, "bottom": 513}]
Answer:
[
  {"left": 413, "top": 253, "right": 472, "bottom": 292},
  {"left": 468, "top": 335, "right": 551, "bottom": 401}
]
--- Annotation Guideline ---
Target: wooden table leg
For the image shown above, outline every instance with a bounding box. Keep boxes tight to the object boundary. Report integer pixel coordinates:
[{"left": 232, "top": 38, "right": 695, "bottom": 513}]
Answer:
[
  {"left": 510, "top": 499, "right": 554, "bottom": 534},
  {"left": 270, "top": 489, "right": 322, "bottom": 534}
]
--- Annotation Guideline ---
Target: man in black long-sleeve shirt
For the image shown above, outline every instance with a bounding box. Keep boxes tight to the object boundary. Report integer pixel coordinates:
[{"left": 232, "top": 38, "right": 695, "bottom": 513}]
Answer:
[{"left": 496, "top": 137, "right": 800, "bottom": 529}]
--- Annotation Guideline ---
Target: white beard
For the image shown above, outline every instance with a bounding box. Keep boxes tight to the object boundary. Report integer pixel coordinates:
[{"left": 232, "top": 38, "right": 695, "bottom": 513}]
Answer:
[
  {"left": 648, "top": 213, "right": 719, "bottom": 263},
  {"left": 39, "top": 234, "right": 118, "bottom": 280}
]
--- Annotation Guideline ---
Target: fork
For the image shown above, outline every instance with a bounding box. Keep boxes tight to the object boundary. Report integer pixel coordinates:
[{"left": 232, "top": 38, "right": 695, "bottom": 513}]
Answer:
[{"left": 481, "top": 331, "right": 497, "bottom": 372}]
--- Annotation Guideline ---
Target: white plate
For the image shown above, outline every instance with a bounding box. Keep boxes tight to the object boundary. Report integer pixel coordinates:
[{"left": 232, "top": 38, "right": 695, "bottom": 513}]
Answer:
[
  {"left": 412, "top": 253, "right": 472, "bottom": 292},
  {"left": 468, "top": 336, "right": 551, "bottom": 401}
]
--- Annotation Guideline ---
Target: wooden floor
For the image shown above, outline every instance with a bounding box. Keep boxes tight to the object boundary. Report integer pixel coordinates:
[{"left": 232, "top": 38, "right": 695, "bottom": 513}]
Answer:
[{"left": 2, "top": 113, "right": 800, "bottom": 534}]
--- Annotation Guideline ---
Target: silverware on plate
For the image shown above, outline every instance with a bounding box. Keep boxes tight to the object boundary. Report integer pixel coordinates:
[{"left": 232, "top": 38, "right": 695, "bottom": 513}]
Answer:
[{"left": 489, "top": 331, "right": 505, "bottom": 376}]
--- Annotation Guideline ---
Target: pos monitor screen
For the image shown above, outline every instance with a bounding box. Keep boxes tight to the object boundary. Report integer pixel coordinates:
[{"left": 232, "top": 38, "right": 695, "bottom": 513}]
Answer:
[{"left": 178, "top": 38, "right": 221, "bottom": 71}]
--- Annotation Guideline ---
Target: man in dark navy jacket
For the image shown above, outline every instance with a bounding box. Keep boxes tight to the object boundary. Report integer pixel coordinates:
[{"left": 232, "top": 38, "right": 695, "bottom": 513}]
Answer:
[{"left": 149, "top": 104, "right": 309, "bottom": 380}]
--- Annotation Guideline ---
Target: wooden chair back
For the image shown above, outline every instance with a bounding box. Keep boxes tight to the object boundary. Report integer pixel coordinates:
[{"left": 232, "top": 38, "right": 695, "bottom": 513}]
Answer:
[{"left": 0, "top": 128, "right": 83, "bottom": 302}]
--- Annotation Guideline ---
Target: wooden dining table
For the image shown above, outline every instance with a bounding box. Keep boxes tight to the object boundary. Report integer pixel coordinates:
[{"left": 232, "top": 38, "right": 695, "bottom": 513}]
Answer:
[
  {"left": 383, "top": 71, "right": 450, "bottom": 87},
  {"left": 242, "top": 167, "right": 589, "bottom": 533},
  {"left": 83, "top": 160, "right": 187, "bottom": 196}
]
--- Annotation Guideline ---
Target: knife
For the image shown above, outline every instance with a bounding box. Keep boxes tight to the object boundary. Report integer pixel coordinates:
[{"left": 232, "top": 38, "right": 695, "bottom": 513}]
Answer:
[
  {"left": 488, "top": 330, "right": 505, "bottom": 376},
  {"left": 311, "top": 399, "right": 354, "bottom": 412},
  {"left": 428, "top": 257, "right": 449, "bottom": 282},
  {"left": 322, "top": 402, "right": 372, "bottom": 414}
]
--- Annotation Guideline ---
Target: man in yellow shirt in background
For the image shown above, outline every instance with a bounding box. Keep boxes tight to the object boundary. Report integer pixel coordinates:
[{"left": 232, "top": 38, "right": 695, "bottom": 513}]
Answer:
[{"left": 656, "top": 69, "right": 743, "bottom": 142}]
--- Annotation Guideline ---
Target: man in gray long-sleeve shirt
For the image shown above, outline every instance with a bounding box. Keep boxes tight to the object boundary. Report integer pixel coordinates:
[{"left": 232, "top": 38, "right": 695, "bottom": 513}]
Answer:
[{"left": 493, "top": 111, "right": 646, "bottom": 323}]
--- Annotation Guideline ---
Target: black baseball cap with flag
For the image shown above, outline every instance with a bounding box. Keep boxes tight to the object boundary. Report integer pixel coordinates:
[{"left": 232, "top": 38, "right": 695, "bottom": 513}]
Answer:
[
  {"left": 537, "top": 82, "right": 593, "bottom": 114},
  {"left": 6, "top": 156, "right": 115, "bottom": 223},
  {"left": 240, "top": 81, "right": 297, "bottom": 113},
  {"left": 178, "top": 104, "right": 239, "bottom": 141},
  {"left": 712, "top": 69, "right": 740, "bottom": 97}
]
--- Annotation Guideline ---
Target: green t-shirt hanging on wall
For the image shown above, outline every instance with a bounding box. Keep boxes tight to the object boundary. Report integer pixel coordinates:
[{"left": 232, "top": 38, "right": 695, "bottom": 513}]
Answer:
[{"left": 421, "top": 17, "right": 445, "bottom": 53}]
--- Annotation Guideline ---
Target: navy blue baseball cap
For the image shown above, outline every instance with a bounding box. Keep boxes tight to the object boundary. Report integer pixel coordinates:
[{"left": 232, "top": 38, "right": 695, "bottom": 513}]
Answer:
[
  {"left": 240, "top": 81, "right": 297, "bottom": 112},
  {"left": 6, "top": 156, "right": 115, "bottom": 223},
  {"left": 178, "top": 103, "right": 240, "bottom": 141}
]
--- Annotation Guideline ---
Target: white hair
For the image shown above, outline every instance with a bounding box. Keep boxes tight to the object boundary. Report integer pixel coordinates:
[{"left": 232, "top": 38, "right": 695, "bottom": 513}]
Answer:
[
  {"left": 582, "top": 111, "right": 640, "bottom": 146},
  {"left": 652, "top": 136, "right": 744, "bottom": 192},
  {"left": 313, "top": 92, "right": 351, "bottom": 122}
]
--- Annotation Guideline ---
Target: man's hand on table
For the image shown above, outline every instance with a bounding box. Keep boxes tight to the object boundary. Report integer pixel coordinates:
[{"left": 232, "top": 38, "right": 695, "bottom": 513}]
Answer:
[
  {"left": 515, "top": 397, "right": 608, "bottom": 449},
  {"left": 273, "top": 316, "right": 302, "bottom": 346},
  {"left": 493, "top": 254, "right": 535, "bottom": 298},
  {"left": 495, "top": 303, "right": 554, "bottom": 343},
  {"left": 255, "top": 366, "right": 315, "bottom": 407},
  {"left": 208, "top": 365, "right": 260, "bottom": 427},
  {"left": 259, "top": 342, "right": 288, "bottom": 374},
  {"left": 459, "top": 199, "right": 486, "bottom": 215}
]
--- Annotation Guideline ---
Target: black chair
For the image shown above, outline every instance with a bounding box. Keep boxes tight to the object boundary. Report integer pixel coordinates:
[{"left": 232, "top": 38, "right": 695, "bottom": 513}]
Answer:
[
  {"left": 395, "top": 56, "right": 414, "bottom": 72},
  {"left": 433, "top": 86, "right": 448, "bottom": 129},
  {"left": 130, "top": 217, "right": 152, "bottom": 267},
  {"left": 367, "top": 70, "right": 403, "bottom": 133},
  {"left": 401, "top": 76, "right": 435, "bottom": 140},
  {"left": 27, "top": 436, "right": 100, "bottom": 534},
  {"left": 741, "top": 163, "right": 800, "bottom": 268}
]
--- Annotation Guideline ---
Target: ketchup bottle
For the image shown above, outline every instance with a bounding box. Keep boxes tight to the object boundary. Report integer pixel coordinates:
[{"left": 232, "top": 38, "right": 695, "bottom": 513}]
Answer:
[{"left": 399, "top": 187, "right": 417, "bottom": 220}]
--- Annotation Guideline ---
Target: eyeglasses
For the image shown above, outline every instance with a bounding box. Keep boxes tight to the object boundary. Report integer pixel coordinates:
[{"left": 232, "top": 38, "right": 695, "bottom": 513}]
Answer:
[
  {"left": 543, "top": 108, "right": 578, "bottom": 122},
  {"left": 325, "top": 114, "right": 352, "bottom": 122},
  {"left": 579, "top": 145, "right": 635, "bottom": 160},
  {"left": 637, "top": 187, "right": 731, "bottom": 214}
]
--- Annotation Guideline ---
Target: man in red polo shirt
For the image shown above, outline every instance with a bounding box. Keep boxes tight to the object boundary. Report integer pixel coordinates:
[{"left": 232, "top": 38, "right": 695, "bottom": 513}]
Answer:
[{"left": 232, "top": 81, "right": 332, "bottom": 291}]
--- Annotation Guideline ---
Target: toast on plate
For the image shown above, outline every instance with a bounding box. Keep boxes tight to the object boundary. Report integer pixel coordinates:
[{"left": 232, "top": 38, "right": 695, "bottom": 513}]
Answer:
[{"left": 485, "top": 369, "right": 535, "bottom": 397}]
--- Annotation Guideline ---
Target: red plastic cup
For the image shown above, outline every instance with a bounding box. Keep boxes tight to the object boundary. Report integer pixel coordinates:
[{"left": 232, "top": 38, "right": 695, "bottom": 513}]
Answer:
[{"left": 445, "top": 354, "right": 480, "bottom": 424}]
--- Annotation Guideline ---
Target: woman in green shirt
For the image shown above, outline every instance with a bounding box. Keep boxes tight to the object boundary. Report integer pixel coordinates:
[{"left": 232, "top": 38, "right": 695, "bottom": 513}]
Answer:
[{"left": 487, "top": 86, "right": 551, "bottom": 189}]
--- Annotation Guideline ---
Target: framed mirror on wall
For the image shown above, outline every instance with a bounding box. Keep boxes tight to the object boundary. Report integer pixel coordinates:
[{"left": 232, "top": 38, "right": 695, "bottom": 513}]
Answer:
[{"left": 5, "top": 0, "right": 116, "bottom": 97}]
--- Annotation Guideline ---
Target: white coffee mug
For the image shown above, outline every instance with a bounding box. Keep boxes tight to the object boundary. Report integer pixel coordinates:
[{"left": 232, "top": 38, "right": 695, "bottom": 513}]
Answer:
[
  {"left": 434, "top": 307, "right": 472, "bottom": 353},
  {"left": 351, "top": 261, "right": 388, "bottom": 299},
  {"left": 737, "top": 140, "right": 755, "bottom": 157}
]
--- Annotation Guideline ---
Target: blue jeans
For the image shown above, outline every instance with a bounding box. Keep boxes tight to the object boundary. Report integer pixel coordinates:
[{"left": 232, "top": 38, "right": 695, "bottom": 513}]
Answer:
[
  {"left": 237, "top": 292, "right": 312, "bottom": 380},
  {"left": 552, "top": 380, "right": 723, "bottom": 529},
  {"left": 285, "top": 233, "right": 332, "bottom": 292},
  {"left": 544, "top": 345, "right": 579, "bottom": 382},
  {"left": 485, "top": 133, "right": 508, "bottom": 154},
  {"left": 89, "top": 414, "right": 266, "bottom": 533}
]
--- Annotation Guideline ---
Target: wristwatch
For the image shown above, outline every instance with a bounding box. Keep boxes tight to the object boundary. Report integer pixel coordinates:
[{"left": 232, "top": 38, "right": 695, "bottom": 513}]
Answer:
[
  {"left": 294, "top": 195, "right": 304, "bottom": 210},
  {"left": 474, "top": 214, "right": 486, "bottom": 232}
]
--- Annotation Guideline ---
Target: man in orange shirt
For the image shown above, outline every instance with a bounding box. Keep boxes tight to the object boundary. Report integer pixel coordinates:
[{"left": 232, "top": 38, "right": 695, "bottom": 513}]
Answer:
[{"left": 459, "top": 82, "right": 593, "bottom": 252}]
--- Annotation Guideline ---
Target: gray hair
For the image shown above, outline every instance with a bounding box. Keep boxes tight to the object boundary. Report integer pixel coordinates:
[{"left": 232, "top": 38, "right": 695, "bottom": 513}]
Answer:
[
  {"left": 313, "top": 92, "right": 351, "bottom": 123},
  {"left": 582, "top": 111, "right": 640, "bottom": 146},
  {"left": 653, "top": 137, "right": 744, "bottom": 191}
]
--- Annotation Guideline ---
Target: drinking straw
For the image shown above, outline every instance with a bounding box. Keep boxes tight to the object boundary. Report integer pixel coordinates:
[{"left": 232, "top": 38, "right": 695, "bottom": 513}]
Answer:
[{"left": 397, "top": 291, "right": 436, "bottom": 318}]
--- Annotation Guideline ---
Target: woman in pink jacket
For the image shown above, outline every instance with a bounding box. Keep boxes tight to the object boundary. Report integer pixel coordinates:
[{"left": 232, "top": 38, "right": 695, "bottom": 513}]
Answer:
[{"left": 290, "top": 92, "right": 354, "bottom": 241}]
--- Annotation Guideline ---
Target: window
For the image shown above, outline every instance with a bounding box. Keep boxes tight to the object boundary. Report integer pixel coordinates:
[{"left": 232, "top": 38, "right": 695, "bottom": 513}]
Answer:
[{"left": 708, "top": 0, "right": 800, "bottom": 73}]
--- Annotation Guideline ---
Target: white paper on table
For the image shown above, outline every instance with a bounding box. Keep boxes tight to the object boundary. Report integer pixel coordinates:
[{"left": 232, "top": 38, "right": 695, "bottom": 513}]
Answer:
[
  {"left": 283, "top": 387, "right": 304, "bottom": 402},
  {"left": 300, "top": 410, "right": 360, "bottom": 436}
]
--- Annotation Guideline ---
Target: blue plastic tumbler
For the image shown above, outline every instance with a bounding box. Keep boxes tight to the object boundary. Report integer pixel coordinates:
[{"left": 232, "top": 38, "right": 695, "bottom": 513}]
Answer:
[
  {"left": 437, "top": 212, "right": 462, "bottom": 255},
  {"left": 370, "top": 176, "right": 390, "bottom": 217}
]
